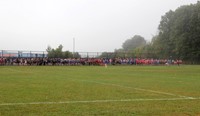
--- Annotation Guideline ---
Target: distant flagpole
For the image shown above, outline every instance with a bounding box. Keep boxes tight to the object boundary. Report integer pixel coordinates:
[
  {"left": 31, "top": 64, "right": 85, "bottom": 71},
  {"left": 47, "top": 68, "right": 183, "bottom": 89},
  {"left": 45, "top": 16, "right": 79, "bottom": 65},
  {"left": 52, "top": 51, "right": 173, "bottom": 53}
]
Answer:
[{"left": 73, "top": 38, "right": 75, "bottom": 57}]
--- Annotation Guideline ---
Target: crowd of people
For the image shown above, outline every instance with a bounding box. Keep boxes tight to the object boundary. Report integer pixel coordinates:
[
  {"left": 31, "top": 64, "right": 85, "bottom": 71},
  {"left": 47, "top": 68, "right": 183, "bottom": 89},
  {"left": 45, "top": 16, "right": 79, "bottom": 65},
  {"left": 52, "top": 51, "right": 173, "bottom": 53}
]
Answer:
[{"left": 0, "top": 57, "right": 182, "bottom": 66}]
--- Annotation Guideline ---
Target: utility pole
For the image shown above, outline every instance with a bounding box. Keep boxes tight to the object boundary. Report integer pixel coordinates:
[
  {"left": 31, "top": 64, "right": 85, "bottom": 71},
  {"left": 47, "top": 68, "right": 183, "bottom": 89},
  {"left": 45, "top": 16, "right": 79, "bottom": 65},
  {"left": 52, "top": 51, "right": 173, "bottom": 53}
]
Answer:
[{"left": 73, "top": 38, "right": 75, "bottom": 58}]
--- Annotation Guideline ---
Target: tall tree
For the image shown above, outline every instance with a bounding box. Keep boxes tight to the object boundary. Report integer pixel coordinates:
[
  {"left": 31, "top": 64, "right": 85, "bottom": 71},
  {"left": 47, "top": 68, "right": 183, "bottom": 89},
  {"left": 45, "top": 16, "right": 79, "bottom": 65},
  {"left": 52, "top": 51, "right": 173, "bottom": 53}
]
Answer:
[
  {"left": 122, "top": 35, "right": 146, "bottom": 51},
  {"left": 153, "top": 1, "right": 200, "bottom": 63}
]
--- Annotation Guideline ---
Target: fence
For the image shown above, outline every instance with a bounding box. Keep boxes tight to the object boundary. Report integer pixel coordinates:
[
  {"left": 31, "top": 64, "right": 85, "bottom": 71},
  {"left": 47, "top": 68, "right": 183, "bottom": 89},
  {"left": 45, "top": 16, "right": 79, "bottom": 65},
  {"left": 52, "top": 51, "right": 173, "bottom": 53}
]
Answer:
[
  {"left": 0, "top": 50, "right": 173, "bottom": 59},
  {"left": 0, "top": 50, "right": 47, "bottom": 58},
  {"left": 0, "top": 50, "right": 138, "bottom": 58},
  {"left": 0, "top": 50, "right": 106, "bottom": 58}
]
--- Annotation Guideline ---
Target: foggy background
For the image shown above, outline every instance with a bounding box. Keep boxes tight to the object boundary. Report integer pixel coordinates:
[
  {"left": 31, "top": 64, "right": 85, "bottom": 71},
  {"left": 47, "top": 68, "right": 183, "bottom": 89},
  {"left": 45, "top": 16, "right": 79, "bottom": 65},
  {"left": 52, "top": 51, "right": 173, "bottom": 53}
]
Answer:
[{"left": 0, "top": 0, "right": 198, "bottom": 52}]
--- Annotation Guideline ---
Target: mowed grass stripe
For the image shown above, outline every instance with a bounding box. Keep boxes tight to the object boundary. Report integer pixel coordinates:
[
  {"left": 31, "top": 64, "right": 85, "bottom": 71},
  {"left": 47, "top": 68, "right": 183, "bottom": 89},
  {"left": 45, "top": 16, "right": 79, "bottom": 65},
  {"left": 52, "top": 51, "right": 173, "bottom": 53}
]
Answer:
[
  {"left": 63, "top": 78, "right": 191, "bottom": 98},
  {"left": 0, "top": 66, "right": 186, "bottom": 103}
]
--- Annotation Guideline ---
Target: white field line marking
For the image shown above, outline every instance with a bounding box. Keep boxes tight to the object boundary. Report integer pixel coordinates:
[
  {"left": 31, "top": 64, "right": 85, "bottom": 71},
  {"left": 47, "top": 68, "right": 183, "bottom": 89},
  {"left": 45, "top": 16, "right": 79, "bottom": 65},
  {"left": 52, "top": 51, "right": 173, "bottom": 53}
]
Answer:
[
  {"left": 74, "top": 79, "right": 194, "bottom": 99},
  {"left": 0, "top": 97, "right": 199, "bottom": 106}
]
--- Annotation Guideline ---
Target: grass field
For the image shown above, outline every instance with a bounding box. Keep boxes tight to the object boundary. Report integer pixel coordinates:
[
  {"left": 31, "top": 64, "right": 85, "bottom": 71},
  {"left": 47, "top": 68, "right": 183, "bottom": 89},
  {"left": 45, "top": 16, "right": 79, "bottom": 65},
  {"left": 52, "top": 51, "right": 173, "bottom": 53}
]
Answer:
[{"left": 0, "top": 65, "right": 200, "bottom": 115}]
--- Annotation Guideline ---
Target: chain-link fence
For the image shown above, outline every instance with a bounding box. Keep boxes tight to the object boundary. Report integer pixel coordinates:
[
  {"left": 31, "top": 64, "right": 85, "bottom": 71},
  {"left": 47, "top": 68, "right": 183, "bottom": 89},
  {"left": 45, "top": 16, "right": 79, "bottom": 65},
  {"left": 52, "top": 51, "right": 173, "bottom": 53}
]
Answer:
[
  {"left": 0, "top": 50, "right": 157, "bottom": 59},
  {"left": 0, "top": 50, "right": 47, "bottom": 58},
  {"left": 0, "top": 50, "right": 137, "bottom": 58},
  {"left": 0, "top": 50, "right": 179, "bottom": 59}
]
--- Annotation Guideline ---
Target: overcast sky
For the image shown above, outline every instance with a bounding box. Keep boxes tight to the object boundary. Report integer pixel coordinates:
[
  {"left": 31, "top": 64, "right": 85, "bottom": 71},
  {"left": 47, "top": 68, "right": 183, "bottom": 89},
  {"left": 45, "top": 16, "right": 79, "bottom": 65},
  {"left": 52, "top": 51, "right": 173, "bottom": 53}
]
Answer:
[{"left": 0, "top": 0, "right": 198, "bottom": 52}]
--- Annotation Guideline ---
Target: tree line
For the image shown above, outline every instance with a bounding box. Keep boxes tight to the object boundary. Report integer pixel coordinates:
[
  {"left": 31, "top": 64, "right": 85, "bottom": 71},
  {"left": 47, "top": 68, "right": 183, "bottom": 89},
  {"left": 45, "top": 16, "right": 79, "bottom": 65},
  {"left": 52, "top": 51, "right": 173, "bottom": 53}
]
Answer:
[
  {"left": 101, "top": 1, "right": 200, "bottom": 64},
  {"left": 47, "top": 2, "right": 200, "bottom": 64},
  {"left": 46, "top": 45, "right": 81, "bottom": 58}
]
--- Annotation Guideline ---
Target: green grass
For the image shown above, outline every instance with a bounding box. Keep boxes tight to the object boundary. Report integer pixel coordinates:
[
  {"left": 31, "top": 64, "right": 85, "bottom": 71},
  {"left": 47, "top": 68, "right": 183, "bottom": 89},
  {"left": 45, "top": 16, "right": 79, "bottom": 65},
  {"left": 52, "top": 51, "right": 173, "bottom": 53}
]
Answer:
[{"left": 0, "top": 65, "right": 200, "bottom": 115}]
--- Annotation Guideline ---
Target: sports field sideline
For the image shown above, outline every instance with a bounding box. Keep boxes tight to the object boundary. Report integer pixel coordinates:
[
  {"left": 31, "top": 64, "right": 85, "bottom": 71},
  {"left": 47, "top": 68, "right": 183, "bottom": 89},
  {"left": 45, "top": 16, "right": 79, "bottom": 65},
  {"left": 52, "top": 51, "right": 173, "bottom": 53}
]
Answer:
[{"left": 0, "top": 65, "right": 200, "bottom": 115}]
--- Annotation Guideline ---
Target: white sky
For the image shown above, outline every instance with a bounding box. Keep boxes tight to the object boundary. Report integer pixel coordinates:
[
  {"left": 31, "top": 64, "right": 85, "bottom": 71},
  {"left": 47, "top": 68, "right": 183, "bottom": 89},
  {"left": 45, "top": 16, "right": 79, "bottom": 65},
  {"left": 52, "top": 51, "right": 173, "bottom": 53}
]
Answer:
[{"left": 0, "top": 0, "right": 198, "bottom": 52}]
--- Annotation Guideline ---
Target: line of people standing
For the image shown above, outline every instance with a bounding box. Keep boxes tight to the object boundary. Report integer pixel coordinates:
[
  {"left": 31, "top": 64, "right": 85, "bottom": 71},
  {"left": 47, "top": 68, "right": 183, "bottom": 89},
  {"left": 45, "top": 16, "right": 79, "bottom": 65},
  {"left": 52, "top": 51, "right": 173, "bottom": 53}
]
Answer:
[{"left": 0, "top": 57, "right": 182, "bottom": 66}]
